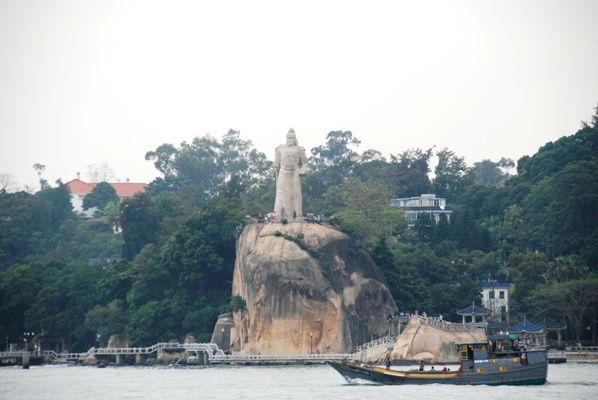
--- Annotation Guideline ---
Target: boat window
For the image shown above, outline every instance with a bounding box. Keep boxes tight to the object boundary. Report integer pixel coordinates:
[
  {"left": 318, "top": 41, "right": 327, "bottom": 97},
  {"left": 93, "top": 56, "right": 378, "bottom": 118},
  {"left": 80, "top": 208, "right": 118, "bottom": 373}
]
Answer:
[{"left": 459, "top": 344, "right": 473, "bottom": 360}]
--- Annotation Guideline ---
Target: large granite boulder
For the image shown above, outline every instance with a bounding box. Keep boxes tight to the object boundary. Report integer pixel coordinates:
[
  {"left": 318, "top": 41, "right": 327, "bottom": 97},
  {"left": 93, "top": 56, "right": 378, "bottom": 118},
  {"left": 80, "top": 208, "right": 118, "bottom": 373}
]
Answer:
[
  {"left": 83, "top": 347, "right": 99, "bottom": 366},
  {"left": 392, "top": 316, "right": 486, "bottom": 363},
  {"left": 229, "top": 221, "right": 397, "bottom": 354},
  {"left": 107, "top": 334, "right": 128, "bottom": 348}
]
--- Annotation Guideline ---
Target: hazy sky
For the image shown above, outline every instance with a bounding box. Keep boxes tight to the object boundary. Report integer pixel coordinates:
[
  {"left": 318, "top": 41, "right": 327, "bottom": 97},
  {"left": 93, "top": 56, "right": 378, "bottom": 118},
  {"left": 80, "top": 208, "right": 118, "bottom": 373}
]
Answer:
[{"left": 1, "top": 0, "right": 597, "bottom": 189}]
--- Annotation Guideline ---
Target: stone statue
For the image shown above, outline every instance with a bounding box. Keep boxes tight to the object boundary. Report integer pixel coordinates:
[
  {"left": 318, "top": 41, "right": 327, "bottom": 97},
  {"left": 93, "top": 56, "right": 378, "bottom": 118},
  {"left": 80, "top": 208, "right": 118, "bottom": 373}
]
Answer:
[{"left": 274, "top": 129, "right": 308, "bottom": 220}]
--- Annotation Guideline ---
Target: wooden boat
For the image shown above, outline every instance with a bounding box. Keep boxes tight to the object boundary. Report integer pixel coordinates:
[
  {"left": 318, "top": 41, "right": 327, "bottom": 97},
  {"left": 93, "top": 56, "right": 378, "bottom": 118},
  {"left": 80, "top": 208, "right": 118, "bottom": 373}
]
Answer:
[{"left": 329, "top": 341, "right": 547, "bottom": 385}]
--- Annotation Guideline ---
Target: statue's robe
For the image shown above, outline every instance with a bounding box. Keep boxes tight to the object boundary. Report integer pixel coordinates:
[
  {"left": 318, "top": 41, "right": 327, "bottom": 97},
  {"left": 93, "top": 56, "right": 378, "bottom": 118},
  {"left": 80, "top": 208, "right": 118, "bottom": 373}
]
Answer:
[{"left": 274, "top": 144, "right": 307, "bottom": 219}]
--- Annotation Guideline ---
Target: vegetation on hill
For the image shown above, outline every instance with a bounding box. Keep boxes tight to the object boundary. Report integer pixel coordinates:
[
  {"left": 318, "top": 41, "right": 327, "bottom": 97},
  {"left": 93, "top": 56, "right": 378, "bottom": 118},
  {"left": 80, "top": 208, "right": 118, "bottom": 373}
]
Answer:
[{"left": 1, "top": 107, "right": 597, "bottom": 350}]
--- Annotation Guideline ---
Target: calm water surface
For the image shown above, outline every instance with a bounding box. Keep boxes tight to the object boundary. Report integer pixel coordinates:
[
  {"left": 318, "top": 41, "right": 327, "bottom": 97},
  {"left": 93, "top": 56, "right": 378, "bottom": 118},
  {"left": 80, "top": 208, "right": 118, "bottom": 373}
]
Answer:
[{"left": 0, "top": 363, "right": 596, "bottom": 400}]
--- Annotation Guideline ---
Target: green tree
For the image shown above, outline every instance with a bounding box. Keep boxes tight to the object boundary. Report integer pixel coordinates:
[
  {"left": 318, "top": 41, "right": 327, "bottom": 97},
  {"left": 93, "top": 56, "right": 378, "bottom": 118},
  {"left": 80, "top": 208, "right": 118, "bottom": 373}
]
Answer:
[
  {"left": 471, "top": 158, "right": 514, "bottom": 186},
  {"left": 326, "top": 178, "right": 405, "bottom": 244},
  {"left": 353, "top": 151, "right": 393, "bottom": 187},
  {"left": 389, "top": 148, "right": 433, "bottom": 197},
  {"left": 84, "top": 300, "right": 127, "bottom": 345},
  {"left": 309, "top": 131, "right": 361, "bottom": 173},
  {"left": 120, "top": 193, "right": 160, "bottom": 260},
  {"left": 433, "top": 148, "right": 471, "bottom": 199},
  {"left": 304, "top": 131, "right": 361, "bottom": 211},
  {"left": 371, "top": 238, "right": 480, "bottom": 319},
  {"left": 35, "top": 182, "right": 74, "bottom": 229},
  {"left": 24, "top": 261, "right": 103, "bottom": 351},
  {"left": 127, "top": 244, "right": 170, "bottom": 307},
  {"left": 483, "top": 204, "right": 528, "bottom": 258},
  {"left": 55, "top": 218, "right": 123, "bottom": 261},
  {"left": 32, "top": 163, "right": 48, "bottom": 190},
  {"left": 545, "top": 255, "right": 589, "bottom": 283},
  {"left": 514, "top": 124, "right": 597, "bottom": 184},
  {"left": 145, "top": 130, "right": 271, "bottom": 205},
  {"left": 0, "top": 264, "right": 44, "bottom": 344},
  {"left": 0, "top": 192, "right": 37, "bottom": 269},
  {"left": 161, "top": 196, "right": 245, "bottom": 294},
  {"left": 527, "top": 279, "right": 598, "bottom": 343},
  {"left": 0, "top": 185, "right": 74, "bottom": 269},
  {"left": 83, "top": 182, "right": 119, "bottom": 212},
  {"left": 507, "top": 251, "right": 549, "bottom": 316},
  {"left": 522, "top": 159, "right": 598, "bottom": 265}
]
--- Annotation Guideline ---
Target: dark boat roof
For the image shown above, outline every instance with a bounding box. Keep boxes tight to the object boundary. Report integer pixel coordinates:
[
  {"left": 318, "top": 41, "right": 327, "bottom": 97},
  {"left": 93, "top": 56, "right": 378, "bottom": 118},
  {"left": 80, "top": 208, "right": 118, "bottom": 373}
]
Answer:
[{"left": 454, "top": 341, "right": 488, "bottom": 346}]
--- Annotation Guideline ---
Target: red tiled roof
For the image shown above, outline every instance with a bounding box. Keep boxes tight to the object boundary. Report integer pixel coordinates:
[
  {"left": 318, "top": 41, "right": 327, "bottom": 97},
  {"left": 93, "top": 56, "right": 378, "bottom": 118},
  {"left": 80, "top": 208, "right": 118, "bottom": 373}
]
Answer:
[
  {"left": 65, "top": 179, "right": 95, "bottom": 196},
  {"left": 109, "top": 182, "right": 148, "bottom": 198},
  {"left": 65, "top": 179, "right": 148, "bottom": 199}
]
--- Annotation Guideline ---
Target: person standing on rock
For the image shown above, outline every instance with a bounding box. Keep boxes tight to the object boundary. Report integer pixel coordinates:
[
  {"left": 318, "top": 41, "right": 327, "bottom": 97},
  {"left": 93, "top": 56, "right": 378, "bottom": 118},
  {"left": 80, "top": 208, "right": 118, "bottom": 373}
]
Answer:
[{"left": 274, "top": 128, "right": 308, "bottom": 220}]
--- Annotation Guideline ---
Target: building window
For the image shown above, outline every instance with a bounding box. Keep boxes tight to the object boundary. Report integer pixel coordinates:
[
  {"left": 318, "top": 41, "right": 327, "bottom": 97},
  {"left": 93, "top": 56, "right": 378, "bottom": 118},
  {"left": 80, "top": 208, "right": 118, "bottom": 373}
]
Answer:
[
  {"left": 499, "top": 291, "right": 505, "bottom": 299},
  {"left": 489, "top": 290, "right": 495, "bottom": 299}
]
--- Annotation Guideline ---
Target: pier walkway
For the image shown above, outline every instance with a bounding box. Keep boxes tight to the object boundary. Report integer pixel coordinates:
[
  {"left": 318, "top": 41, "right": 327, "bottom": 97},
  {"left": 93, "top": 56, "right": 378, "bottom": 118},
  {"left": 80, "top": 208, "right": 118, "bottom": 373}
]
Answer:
[
  {"left": 209, "top": 353, "right": 352, "bottom": 365},
  {"left": 0, "top": 342, "right": 223, "bottom": 364},
  {"left": 0, "top": 342, "right": 352, "bottom": 365}
]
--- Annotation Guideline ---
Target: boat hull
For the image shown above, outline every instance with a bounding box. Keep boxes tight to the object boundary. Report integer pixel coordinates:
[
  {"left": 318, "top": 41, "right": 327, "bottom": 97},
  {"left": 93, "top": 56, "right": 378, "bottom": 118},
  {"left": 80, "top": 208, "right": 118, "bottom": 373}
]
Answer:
[{"left": 329, "top": 361, "right": 547, "bottom": 386}]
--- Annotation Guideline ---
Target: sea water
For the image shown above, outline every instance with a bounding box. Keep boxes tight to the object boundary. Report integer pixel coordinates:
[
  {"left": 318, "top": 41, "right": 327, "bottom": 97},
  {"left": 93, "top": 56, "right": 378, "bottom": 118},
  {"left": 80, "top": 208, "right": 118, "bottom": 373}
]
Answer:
[{"left": 0, "top": 363, "right": 596, "bottom": 400}]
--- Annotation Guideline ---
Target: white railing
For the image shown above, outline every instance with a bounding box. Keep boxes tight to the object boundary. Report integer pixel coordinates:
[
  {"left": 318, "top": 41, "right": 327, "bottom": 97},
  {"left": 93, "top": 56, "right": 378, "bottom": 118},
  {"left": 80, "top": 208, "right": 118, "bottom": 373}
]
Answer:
[
  {"left": 0, "top": 350, "right": 87, "bottom": 360},
  {"left": 421, "top": 317, "right": 485, "bottom": 332},
  {"left": 210, "top": 353, "right": 352, "bottom": 362},
  {"left": 565, "top": 346, "right": 598, "bottom": 352},
  {"left": 0, "top": 342, "right": 223, "bottom": 361},
  {"left": 356, "top": 336, "right": 397, "bottom": 353},
  {"left": 92, "top": 342, "right": 222, "bottom": 356},
  {"left": 1, "top": 344, "right": 357, "bottom": 363}
]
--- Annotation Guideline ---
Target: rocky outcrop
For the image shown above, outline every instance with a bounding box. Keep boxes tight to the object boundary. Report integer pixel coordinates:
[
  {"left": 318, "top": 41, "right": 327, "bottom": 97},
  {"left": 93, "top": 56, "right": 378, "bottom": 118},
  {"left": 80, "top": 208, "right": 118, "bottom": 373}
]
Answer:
[
  {"left": 157, "top": 348, "right": 186, "bottom": 364},
  {"left": 229, "top": 222, "right": 397, "bottom": 354},
  {"left": 354, "top": 343, "right": 393, "bottom": 363},
  {"left": 184, "top": 334, "right": 196, "bottom": 344},
  {"left": 392, "top": 317, "right": 486, "bottom": 363},
  {"left": 83, "top": 347, "right": 99, "bottom": 366},
  {"left": 83, "top": 334, "right": 128, "bottom": 366},
  {"left": 107, "top": 334, "right": 128, "bottom": 349}
]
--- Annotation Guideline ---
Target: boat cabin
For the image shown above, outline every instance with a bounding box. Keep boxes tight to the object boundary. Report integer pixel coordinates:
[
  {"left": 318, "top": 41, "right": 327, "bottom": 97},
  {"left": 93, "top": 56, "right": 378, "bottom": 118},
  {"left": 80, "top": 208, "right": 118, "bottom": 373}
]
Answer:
[
  {"left": 456, "top": 341, "right": 489, "bottom": 371},
  {"left": 457, "top": 336, "right": 546, "bottom": 373}
]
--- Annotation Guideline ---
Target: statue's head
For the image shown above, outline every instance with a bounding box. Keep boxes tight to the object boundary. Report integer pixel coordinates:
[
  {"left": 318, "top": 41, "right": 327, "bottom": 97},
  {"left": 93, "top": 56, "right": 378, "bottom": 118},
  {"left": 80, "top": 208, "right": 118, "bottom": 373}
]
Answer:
[{"left": 286, "top": 128, "right": 298, "bottom": 146}]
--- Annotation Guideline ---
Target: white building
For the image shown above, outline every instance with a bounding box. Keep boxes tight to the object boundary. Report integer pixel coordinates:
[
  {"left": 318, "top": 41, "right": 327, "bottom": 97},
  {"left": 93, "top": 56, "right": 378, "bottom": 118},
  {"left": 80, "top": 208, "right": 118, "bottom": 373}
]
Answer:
[
  {"left": 65, "top": 178, "right": 148, "bottom": 217},
  {"left": 480, "top": 280, "right": 509, "bottom": 323},
  {"left": 390, "top": 194, "right": 452, "bottom": 225}
]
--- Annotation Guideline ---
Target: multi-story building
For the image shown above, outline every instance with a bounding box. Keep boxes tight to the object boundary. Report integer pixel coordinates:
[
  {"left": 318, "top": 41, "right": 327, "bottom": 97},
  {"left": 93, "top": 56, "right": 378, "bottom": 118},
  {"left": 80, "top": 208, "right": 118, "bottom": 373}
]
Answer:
[
  {"left": 480, "top": 280, "right": 509, "bottom": 324},
  {"left": 65, "top": 177, "right": 148, "bottom": 216},
  {"left": 390, "top": 193, "right": 452, "bottom": 225}
]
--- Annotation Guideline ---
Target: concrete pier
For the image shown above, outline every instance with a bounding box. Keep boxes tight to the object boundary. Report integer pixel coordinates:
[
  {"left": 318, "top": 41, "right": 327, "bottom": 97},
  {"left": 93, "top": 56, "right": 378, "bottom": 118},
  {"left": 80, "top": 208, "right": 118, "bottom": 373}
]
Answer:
[{"left": 135, "top": 354, "right": 144, "bottom": 365}]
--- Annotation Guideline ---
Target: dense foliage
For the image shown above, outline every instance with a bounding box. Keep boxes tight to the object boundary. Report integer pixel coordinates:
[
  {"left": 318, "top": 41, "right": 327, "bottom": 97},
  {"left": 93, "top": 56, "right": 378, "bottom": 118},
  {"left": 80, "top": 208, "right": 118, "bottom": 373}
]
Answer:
[
  {"left": 82, "top": 182, "right": 119, "bottom": 213},
  {"left": 1, "top": 106, "right": 597, "bottom": 350}
]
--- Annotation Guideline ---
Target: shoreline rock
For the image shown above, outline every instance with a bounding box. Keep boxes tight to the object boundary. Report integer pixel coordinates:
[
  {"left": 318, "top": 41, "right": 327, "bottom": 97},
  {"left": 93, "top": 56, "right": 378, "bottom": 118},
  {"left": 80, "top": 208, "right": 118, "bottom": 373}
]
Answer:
[
  {"left": 229, "top": 222, "right": 397, "bottom": 354},
  {"left": 392, "top": 316, "right": 486, "bottom": 363}
]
